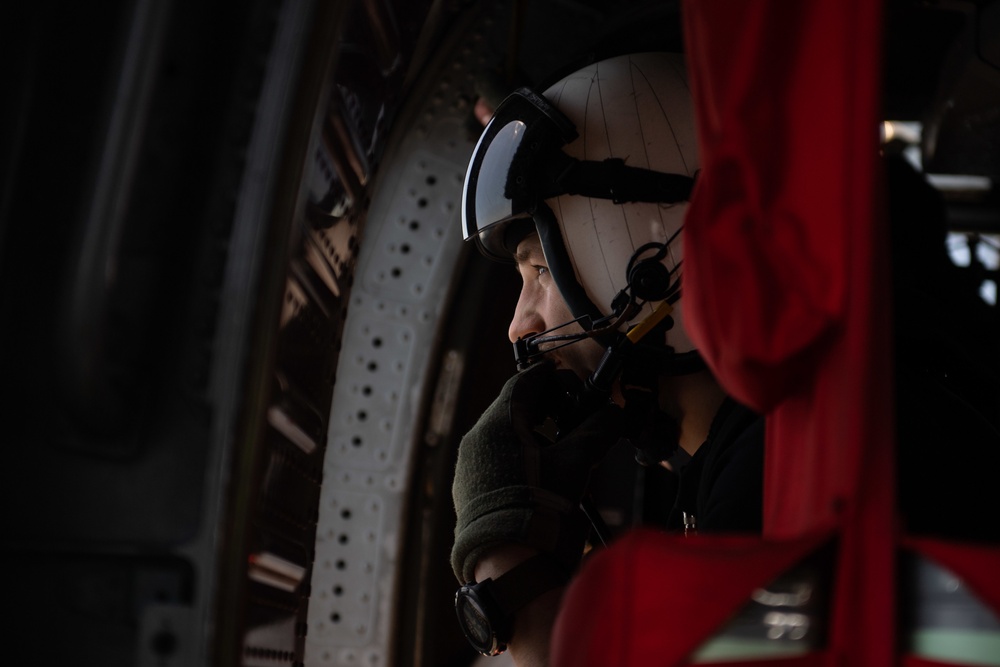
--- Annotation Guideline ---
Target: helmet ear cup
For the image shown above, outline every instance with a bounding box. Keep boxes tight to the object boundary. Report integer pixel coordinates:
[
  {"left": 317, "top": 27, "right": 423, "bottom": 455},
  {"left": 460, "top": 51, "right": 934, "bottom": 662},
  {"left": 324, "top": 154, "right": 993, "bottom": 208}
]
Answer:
[{"left": 627, "top": 258, "right": 672, "bottom": 301}]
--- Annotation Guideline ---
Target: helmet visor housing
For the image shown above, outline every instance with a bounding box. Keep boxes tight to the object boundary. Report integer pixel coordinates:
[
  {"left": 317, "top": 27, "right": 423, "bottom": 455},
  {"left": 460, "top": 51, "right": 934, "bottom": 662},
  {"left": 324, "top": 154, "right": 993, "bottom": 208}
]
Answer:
[{"left": 462, "top": 89, "right": 577, "bottom": 261}]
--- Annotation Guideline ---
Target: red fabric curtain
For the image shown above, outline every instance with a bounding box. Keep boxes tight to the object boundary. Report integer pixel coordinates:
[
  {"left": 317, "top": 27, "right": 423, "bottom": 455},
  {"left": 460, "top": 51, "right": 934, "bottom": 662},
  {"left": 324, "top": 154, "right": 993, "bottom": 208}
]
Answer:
[
  {"left": 682, "top": 0, "right": 889, "bottom": 532},
  {"left": 681, "top": 0, "right": 892, "bottom": 665}
]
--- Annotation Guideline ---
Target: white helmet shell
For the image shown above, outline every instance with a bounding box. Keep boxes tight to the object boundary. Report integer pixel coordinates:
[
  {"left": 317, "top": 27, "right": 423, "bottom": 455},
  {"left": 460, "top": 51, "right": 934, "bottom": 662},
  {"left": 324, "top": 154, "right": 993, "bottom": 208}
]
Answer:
[{"left": 542, "top": 52, "right": 699, "bottom": 354}]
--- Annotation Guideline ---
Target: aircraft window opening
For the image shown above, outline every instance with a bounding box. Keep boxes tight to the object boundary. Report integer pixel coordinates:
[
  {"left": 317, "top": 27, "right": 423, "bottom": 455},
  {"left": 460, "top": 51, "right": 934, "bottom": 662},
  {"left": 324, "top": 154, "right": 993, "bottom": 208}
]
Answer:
[
  {"left": 884, "top": 120, "right": 999, "bottom": 307},
  {"left": 983, "top": 279, "right": 998, "bottom": 305},
  {"left": 976, "top": 234, "right": 1000, "bottom": 266},
  {"left": 946, "top": 232, "right": 1000, "bottom": 305}
]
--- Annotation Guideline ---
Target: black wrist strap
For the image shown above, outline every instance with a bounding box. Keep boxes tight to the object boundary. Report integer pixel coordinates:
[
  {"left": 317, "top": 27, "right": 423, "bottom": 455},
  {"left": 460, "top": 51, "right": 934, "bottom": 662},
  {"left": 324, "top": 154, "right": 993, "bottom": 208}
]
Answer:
[{"left": 487, "top": 552, "right": 573, "bottom": 616}]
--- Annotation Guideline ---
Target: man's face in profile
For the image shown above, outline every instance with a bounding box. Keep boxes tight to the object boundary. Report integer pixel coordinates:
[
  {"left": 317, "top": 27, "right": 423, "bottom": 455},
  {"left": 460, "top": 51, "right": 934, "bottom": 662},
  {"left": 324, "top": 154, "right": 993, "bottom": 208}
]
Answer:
[{"left": 509, "top": 233, "right": 605, "bottom": 380}]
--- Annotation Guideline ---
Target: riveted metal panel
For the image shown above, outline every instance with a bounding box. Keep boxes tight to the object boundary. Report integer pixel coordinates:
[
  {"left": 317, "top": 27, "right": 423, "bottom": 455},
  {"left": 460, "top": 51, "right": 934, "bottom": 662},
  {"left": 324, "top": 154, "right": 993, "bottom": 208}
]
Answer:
[{"left": 304, "top": 2, "right": 503, "bottom": 664}]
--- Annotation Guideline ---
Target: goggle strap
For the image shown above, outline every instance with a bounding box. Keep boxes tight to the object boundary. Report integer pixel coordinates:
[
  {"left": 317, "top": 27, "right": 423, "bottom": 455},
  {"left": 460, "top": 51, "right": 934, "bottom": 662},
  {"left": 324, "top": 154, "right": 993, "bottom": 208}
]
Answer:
[{"left": 540, "top": 156, "right": 695, "bottom": 204}]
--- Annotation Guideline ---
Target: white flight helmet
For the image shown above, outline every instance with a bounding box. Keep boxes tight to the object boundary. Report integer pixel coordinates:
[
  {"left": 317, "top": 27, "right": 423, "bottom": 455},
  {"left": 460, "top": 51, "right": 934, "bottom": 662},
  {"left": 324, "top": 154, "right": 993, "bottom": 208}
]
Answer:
[{"left": 462, "top": 52, "right": 699, "bottom": 369}]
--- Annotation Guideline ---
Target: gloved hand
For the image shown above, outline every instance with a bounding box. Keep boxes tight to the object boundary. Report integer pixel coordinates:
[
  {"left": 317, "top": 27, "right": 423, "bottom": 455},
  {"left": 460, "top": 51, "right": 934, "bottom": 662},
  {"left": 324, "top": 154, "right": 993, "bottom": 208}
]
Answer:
[{"left": 451, "top": 361, "right": 624, "bottom": 583}]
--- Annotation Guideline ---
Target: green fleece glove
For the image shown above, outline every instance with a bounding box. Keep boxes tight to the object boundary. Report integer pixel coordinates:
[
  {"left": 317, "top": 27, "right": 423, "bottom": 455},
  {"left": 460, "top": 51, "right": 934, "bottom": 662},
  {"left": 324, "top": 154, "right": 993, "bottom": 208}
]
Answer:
[{"left": 451, "top": 361, "right": 624, "bottom": 583}]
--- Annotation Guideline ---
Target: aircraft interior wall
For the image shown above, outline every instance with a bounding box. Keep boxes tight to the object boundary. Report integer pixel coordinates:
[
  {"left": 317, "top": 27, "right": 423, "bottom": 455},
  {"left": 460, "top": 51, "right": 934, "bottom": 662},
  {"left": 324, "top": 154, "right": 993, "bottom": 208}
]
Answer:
[{"left": 0, "top": 1, "right": 997, "bottom": 666}]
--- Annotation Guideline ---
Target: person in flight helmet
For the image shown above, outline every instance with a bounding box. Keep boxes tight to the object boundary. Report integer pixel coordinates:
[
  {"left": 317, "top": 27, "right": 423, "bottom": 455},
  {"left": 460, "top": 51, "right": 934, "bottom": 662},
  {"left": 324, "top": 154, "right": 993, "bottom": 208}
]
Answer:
[{"left": 450, "top": 52, "right": 765, "bottom": 664}]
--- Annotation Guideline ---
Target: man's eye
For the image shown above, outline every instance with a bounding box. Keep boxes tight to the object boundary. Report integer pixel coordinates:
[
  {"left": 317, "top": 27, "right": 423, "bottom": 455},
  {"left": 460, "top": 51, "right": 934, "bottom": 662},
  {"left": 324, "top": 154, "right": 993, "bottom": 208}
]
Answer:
[{"left": 534, "top": 265, "right": 548, "bottom": 277}]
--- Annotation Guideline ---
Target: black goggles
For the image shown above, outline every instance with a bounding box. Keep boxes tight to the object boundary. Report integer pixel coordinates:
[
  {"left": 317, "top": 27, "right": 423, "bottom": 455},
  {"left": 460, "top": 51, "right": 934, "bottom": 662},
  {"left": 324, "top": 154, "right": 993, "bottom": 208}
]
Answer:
[{"left": 461, "top": 86, "right": 696, "bottom": 261}]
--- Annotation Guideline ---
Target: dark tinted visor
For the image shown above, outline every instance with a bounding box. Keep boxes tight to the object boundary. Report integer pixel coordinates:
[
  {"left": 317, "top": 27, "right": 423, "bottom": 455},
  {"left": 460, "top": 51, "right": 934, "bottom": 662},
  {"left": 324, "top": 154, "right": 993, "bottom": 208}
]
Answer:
[{"left": 461, "top": 88, "right": 577, "bottom": 261}]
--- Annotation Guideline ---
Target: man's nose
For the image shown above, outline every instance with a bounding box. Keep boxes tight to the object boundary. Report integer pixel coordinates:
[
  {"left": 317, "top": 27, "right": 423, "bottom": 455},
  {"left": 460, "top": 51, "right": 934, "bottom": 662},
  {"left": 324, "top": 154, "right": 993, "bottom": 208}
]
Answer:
[{"left": 508, "top": 289, "right": 545, "bottom": 344}]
